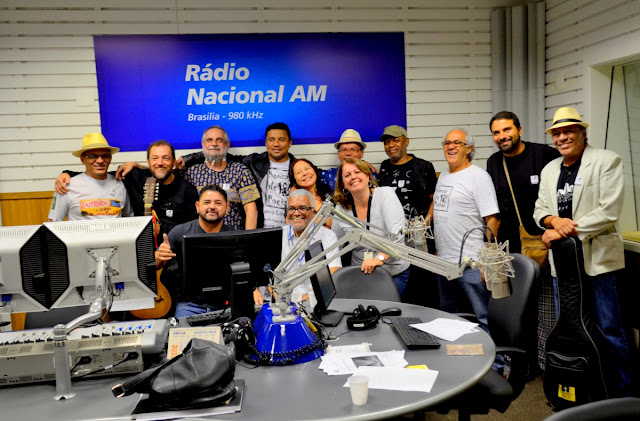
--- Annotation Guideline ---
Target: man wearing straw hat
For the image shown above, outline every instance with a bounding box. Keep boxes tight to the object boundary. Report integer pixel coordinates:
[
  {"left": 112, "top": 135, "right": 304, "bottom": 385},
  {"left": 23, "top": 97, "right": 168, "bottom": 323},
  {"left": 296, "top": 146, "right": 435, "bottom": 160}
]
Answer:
[
  {"left": 320, "top": 128, "right": 378, "bottom": 190},
  {"left": 534, "top": 107, "right": 634, "bottom": 395},
  {"left": 48, "top": 133, "right": 133, "bottom": 221}
]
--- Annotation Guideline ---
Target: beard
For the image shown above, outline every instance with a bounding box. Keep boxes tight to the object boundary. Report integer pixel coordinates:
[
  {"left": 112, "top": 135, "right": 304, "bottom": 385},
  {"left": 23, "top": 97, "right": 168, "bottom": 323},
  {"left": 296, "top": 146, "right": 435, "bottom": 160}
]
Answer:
[
  {"left": 203, "top": 146, "right": 227, "bottom": 163},
  {"left": 199, "top": 210, "right": 223, "bottom": 223},
  {"left": 498, "top": 137, "right": 521, "bottom": 154}
]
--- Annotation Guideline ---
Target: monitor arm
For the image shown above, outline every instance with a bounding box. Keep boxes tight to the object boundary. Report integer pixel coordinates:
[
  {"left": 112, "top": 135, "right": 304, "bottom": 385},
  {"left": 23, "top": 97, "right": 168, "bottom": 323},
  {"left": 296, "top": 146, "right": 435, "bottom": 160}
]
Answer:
[
  {"left": 52, "top": 248, "right": 116, "bottom": 400},
  {"left": 270, "top": 201, "right": 468, "bottom": 321}
]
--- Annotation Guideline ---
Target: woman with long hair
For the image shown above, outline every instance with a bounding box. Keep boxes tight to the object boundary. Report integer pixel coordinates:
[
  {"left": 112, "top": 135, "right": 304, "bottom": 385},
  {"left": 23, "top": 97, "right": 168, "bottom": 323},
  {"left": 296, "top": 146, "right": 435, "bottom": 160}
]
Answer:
[
  {"left": 289, "top": 158, "right": 334, "bottom": 228},
  {"left": 332, "top": 158, "right": 410, "bottom": 296}
]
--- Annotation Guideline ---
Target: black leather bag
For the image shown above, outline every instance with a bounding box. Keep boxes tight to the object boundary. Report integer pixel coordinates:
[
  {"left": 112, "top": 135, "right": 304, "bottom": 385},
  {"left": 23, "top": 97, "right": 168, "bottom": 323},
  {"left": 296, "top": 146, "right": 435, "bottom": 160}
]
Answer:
[{"left": 112, "top": 338, "right": 236, "bottom": 410}]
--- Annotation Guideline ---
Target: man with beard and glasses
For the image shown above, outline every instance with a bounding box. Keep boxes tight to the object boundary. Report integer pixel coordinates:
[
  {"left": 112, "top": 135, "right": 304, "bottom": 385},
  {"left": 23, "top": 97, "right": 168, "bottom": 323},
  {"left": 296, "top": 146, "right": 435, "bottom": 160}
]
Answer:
[
  {"left": 185, "top": 125, "right": 259, "bottom": 230},
  {"left": 486, "top": 111, "right": 559, "bottom": 373},
  {"left": 55, "top": 139, "right": 198, "bottom": 244},
  {"left": 154, "top": 184, "right": 253, "bottom": 317}
]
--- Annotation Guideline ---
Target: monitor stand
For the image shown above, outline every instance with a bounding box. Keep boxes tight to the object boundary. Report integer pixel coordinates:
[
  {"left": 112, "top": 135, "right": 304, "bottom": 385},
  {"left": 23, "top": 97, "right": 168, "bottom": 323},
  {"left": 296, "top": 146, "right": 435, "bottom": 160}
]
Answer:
[
  {"left": 315, "top": 309, "right": 343, "bottom": 327},
  {"left": 230, "top": 262, "right": 255, "bottom": 319}
]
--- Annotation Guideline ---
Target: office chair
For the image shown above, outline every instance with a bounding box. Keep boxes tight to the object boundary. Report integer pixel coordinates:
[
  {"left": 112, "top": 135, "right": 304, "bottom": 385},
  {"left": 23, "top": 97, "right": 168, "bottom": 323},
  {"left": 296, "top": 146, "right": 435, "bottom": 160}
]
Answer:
[
  {"left": 332, "top": 265, "right": 401, "bottom": 302},
  {"left": 432, "top": 253, "right": 540, "bottom": 421},
  {"left": 543, "top": 397, "right": 640, "bottom": 421}
]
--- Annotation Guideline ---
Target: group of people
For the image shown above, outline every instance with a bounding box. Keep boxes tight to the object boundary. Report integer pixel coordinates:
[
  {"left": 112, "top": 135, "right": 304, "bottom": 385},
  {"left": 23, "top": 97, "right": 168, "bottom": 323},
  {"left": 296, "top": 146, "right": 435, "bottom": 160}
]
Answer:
[{"left": 48, "top": 107, "right": 635, "bottom": 396}]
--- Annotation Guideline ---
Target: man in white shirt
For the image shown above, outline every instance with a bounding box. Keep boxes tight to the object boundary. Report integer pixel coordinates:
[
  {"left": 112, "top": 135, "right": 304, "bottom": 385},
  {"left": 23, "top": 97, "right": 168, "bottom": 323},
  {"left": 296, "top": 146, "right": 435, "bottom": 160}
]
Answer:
[
  {"left": 429, "top": 128, "right": 500, "bottom": 333},
  {"left": 48, "top": 133, "right": 132, "bottom": 221},
  {"left": 281, "top": 189, "right": 342, "bottom": 301}
]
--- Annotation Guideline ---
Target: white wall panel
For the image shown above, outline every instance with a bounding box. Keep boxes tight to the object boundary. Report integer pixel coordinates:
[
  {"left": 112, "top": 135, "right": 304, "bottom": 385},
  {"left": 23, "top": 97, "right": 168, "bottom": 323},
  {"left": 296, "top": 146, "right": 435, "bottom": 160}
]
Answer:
[
  {"left": 544, "top": 0, "right": 640, "bottom": 138},
  {"left": 1, "top": 0, "right": 519, "bottom": 193}
]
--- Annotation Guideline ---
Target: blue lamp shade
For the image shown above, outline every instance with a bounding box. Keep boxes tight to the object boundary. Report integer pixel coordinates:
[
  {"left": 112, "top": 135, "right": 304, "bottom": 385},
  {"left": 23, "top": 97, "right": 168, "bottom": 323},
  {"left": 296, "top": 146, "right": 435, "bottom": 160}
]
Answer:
[{"left": 253, "top": 303, "right": 324, "bottom": 365}]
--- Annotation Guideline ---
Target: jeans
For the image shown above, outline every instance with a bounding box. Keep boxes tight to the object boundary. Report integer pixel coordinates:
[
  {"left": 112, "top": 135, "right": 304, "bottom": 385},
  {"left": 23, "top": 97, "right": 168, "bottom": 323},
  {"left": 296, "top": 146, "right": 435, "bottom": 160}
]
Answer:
[
  {"left": 175, "top": 301, "right": 212, "bottom": 318},
  {"left": 553, "top": 271, "right": 635, "bottom": 396},
  {"left": 392, "top": 268, "right": 410, "bottom": 297},
  {"left": 437, "top": 268, "right": 500, "bottom": 370},
  {"left": 437, "top": 268, "right": 490, "bottom": 334}
]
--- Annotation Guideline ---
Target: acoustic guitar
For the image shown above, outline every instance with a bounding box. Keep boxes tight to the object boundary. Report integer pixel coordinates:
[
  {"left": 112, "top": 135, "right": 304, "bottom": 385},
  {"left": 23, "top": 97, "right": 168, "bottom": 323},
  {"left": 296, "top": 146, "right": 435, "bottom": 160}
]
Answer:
[{"left": 131, "top": 177, "right": 172, "bottom": 319}]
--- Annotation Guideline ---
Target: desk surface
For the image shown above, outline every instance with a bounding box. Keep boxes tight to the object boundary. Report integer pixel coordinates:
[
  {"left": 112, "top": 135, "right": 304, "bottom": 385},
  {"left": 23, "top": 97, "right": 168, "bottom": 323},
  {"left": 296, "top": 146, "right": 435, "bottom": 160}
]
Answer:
[{"left": 0, "top": 299, "right": 495, "bottom": 421}]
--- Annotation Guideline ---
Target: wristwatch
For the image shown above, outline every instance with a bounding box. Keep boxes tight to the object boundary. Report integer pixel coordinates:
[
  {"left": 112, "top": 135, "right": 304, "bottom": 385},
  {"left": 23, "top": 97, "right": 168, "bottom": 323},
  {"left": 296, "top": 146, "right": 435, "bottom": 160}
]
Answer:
[{"left": 376, "top": 254, "right": 386, "bottom": 262}]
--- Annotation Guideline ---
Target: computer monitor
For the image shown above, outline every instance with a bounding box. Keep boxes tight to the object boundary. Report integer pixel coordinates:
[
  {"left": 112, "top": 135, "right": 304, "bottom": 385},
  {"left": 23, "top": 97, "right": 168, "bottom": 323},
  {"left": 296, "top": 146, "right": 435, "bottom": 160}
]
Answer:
[
  {"left": 182, "top": 227, "right": 282, "bottom": 317},
  {"left": 305, "top": 241, "right": 343, "bottom": 326},
  {"left": 42, "top": 216, "right": 157, "bottom": 311},
  {"left": 0, "top": 225, "right": 52, "bottom": 313}
]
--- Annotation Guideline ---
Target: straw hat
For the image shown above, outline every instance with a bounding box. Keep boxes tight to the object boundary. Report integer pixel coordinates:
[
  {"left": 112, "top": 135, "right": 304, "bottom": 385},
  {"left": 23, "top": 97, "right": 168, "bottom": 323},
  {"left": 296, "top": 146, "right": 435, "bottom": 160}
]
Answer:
[
  {"left": 545, "top": 107, "right": 589, "bottom": 134},
  {"left": 334, "top": 129, "right": 366, "bottom": 150},
  {"left": 72, "top": 133, "right": 119, "bottom": 157}
]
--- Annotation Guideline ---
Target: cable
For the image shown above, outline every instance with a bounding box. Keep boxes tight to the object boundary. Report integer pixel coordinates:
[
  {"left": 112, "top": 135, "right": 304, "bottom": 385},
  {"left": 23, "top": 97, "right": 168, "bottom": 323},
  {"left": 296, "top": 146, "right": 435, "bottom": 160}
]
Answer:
[{"left": 72, "top": 351, "right": 139, "bottom": 379}]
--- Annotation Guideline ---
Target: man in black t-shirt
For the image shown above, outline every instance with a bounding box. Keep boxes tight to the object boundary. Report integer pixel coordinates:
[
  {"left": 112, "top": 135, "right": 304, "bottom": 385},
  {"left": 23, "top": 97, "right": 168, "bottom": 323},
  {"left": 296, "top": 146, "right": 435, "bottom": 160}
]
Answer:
[
  {"left": 378, "top": 125, "right": 438, "bottom": 305},
  {"left": 485, "top": 111, "right": 560, "bottom": 373}
]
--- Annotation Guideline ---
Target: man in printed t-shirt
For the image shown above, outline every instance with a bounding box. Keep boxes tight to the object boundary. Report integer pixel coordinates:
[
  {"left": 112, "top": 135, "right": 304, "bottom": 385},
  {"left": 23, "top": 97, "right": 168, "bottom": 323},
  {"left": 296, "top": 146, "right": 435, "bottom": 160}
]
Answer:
[{"left": 48, "top": 133, "right": 133, "bottom": 221}]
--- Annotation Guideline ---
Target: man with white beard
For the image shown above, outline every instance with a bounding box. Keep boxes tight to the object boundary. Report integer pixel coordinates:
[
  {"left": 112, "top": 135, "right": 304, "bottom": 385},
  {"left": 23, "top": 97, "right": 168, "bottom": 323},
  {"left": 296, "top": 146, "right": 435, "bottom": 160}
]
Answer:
[{"left": 185, "top": 125, "right": 260, "bottom": 230}]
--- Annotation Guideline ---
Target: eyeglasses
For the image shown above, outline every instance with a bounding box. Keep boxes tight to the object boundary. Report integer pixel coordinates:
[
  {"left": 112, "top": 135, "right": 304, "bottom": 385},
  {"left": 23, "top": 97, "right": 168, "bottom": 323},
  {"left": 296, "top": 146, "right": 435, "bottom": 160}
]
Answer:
[
  {"left": 442, "top": 140, "right": 467, "bottom": 148},
  {"left": 286, "top": 206, "right": 313, "bottom": 214},
  {"left": 83, "top": 153, "right": 112, "bottom": 160},
  {"left": 338, "top": 147, "right": 361, "bottom": 154}
]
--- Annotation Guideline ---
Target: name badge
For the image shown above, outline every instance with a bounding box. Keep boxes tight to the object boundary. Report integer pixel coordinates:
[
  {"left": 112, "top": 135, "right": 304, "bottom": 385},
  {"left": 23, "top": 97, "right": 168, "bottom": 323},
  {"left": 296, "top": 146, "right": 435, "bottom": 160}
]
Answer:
[
  {"left": 575, "top": 177, "right": 583, "bottom": 186},
  {"left": 222, "top": 183, "right": 231, "bottom": 190},
  {"left": 530, "top": 175, "right": 539, "bottom": 184},
  {"left": 166, "top": 209, "right": 174, "bottom": 218},
  {"left": 364, "top": 251, "right": 374, "bottom": 260}
]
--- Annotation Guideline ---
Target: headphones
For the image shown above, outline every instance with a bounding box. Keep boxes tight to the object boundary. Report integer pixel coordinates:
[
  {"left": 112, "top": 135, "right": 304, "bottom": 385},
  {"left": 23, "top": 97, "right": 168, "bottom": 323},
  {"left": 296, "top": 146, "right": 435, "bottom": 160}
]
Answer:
[
  {"left": 346, "top": 305, "right": 380, "bottom": 331},
  {"left": 222, "top": 317, "right": 255, "bottom": 358}
]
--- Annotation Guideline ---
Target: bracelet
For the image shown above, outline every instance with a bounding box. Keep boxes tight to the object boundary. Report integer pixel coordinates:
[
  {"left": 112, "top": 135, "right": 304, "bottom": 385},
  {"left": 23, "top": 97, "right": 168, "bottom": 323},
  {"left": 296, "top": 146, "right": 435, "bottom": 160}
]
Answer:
[{"left": 548, "top": 216, "right": 558, "bottom": 227}]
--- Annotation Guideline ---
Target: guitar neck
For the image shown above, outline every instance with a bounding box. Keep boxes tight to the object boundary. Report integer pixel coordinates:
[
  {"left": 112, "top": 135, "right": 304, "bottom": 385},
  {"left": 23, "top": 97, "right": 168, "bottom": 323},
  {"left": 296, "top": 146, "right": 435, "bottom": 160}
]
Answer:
[{"left": 144, "top": 204, "right": 153, "bottom": 217}]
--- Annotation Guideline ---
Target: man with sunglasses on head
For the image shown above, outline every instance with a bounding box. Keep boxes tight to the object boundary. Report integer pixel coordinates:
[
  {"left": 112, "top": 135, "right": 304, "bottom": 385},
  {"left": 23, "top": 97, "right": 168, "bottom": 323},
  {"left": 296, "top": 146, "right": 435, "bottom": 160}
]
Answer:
[{"left": 48, "top": 133, "right": 133, "bottom": 221}]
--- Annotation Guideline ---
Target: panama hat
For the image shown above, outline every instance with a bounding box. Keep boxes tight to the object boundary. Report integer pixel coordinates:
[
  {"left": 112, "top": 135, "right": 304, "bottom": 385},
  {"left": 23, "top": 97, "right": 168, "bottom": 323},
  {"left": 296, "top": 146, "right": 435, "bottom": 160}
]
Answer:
[
  {"left": 72, "top": 133, "right": 120, "bottom": 157},
  {"left": 334, "top": 129, "right": 366, "bottom": 150},
  {"left": 545, "top": 107, "right": 589, "bottom": 134}
]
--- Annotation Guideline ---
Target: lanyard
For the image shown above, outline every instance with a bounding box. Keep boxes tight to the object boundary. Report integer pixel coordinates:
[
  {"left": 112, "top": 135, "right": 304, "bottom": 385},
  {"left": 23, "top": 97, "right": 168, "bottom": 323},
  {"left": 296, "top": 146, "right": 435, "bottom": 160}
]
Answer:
[
  {"left": 352, "top": 191, "right": 373, "bottom": 227},
  {"left": 288, "top": 225, "right": 307, "bottom": 266}
]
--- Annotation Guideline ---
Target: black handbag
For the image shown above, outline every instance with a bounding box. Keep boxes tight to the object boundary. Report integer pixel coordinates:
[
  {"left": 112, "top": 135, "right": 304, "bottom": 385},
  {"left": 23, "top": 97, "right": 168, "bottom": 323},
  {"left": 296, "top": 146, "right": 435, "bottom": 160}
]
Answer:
[{"left": 112, "top": 338, "right": 237, "bottom": 410}]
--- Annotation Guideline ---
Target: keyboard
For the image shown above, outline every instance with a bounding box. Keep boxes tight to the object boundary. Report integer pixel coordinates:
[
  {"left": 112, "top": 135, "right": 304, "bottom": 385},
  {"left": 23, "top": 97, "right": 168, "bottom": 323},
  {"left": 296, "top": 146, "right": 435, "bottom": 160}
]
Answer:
[
  {"left": 389, "top": 317, "right": 441, "bottom": 349},
  {"left": 185, "top": 308, "right": 232, "bottom": 326}
]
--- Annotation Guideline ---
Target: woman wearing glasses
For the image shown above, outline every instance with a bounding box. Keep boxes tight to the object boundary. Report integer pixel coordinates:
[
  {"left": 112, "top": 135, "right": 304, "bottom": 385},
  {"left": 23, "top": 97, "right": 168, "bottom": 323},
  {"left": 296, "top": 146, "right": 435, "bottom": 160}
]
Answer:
[
  {"left": 289, "top": 158, "right": 334, "bottom": 228},
  {"left": 332, "top": 158, "right": 410, "bottom": 296}
]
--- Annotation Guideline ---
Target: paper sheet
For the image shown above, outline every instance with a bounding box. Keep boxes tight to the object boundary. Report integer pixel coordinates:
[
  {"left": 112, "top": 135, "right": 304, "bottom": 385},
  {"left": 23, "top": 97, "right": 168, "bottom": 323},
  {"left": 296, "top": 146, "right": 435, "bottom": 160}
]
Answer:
[
  {"left": 343, "top": 366, "right": 438, "bottom": 393},
  {"left": 411, "top": 318, "right": 479, "bottom": 341}
]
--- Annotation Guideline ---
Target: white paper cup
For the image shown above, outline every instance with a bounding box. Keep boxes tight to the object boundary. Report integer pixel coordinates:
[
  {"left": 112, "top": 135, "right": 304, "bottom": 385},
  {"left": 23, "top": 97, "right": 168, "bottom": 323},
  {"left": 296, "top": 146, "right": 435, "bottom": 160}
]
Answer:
[{"left": 348, "top": 375, "right": 369, "bottom": 405}]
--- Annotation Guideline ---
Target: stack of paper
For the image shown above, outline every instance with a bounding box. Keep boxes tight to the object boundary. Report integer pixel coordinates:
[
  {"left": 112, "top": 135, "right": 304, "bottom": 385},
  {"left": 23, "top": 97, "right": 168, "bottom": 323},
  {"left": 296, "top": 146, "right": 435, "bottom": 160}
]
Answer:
[{"left": 319, "top": 349, "right": 407, "bottom": 376}]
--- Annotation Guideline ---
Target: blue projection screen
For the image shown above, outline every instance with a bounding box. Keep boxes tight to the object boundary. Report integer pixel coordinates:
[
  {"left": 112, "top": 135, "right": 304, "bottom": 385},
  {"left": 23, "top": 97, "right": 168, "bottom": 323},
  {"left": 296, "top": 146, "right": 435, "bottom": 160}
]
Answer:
[{"left": 94, "top": 33, "right": 406, "bottom": 151}]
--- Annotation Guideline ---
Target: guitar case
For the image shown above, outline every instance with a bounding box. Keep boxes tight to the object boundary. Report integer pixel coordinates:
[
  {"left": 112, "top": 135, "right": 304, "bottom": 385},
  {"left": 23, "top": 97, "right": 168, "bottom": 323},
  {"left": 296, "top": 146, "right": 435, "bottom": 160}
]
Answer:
[{"left": 543, "top": 237, "right": 613, "bottom": 409}]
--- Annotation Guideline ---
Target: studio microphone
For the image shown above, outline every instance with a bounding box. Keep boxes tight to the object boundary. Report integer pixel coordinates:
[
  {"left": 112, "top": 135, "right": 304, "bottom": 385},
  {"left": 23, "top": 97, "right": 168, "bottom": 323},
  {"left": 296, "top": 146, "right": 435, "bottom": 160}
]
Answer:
[
  {"left": 401, "top": 215, "right": 433, "bottom": 253},
  {"left": 474, "top": 240, "right": 514, "bottom": 299}
]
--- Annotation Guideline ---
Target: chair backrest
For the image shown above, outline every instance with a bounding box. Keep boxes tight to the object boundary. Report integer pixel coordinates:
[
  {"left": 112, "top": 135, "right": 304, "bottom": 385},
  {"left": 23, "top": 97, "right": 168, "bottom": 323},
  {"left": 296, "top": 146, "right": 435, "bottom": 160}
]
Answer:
[
  {"left": 487, "top": 253, "right": 539, "bottom": 349},
  {"left": 543, "top": 397, "right": 640, "bottom": 421},
  {"left": 333, "top": 265, "right": 401, "bottom": 302},
  {"left": 24, "top": 306, "right": 91, "bottom": 329}
]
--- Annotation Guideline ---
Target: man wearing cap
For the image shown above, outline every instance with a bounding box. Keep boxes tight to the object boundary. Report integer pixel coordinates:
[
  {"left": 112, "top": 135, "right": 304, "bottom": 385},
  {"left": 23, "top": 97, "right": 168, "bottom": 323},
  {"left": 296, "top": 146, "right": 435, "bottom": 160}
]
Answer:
[
  {"left": 378, "top": 125, "right": 438, "bottom": 306},
  {"left": 48, "top": 133, "right": 133, "bottom": 221},
  {"left": 379, "top": 125, "right": 437, "bottom": 222},
  {"left": 485, "top": 111, "right": 560, "bottom": 372},
  {"left": 320, "top": 129, "right": 378, "bottom": 190},
  {"left": 534, "top": 107, "right": 634, "bottom": 395}
]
